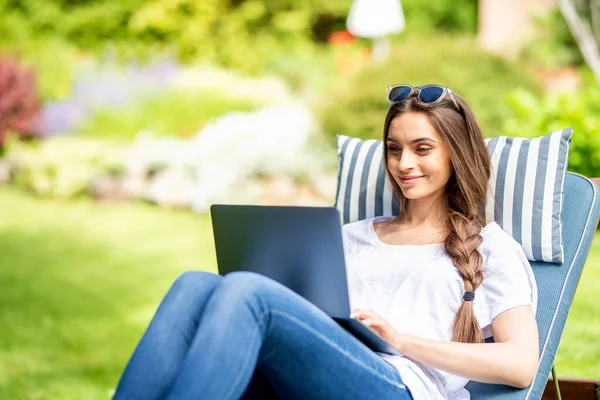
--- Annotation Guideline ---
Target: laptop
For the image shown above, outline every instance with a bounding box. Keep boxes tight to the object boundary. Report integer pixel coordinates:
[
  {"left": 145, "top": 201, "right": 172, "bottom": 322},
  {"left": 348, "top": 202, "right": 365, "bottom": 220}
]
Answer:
[{"left": 210, "top": 204, "right": 402, "bottom": 357}]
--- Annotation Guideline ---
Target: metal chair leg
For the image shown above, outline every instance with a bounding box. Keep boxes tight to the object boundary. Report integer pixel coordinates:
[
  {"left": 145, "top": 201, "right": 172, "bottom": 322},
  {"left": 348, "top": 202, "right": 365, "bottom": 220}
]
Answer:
[{"left": 552, "top": 365, "right": 562, "bottom": 400}]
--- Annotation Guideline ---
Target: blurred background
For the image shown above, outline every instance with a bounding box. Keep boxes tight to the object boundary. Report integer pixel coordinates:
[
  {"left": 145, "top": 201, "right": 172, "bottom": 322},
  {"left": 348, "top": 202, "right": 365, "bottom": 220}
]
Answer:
[{"left": 0, "top": 0, "right": 599, "bottom": 398}]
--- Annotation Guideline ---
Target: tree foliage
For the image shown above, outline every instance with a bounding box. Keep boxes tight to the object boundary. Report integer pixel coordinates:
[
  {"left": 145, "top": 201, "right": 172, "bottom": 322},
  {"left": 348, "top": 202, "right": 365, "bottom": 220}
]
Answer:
[{"left": 0, "top": 0, "right": 478, "bottom": 73}]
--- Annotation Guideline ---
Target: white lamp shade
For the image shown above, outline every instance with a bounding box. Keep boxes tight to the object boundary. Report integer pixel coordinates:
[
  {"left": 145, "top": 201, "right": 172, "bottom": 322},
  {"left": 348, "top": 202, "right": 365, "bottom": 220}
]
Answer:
[{"left": 346, "top": 0, "right": 405, "bottom": 38}]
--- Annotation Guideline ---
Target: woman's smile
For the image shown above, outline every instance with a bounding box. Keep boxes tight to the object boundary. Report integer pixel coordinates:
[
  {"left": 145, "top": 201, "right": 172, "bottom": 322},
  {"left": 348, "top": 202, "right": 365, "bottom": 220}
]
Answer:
[{"left": 399, "top": 175, "right": 425, "bottom": 185}]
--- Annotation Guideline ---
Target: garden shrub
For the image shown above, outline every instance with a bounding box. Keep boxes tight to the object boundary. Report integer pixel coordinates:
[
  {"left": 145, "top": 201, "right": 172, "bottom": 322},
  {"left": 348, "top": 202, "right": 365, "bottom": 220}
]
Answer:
[
  {"left": 317, "top": 36, "right": 541, "bottom": 141},
  {"left": 37, "top": 59, "right": 180, "bottom": 138},
  {"left": 36, "top": 60, "right": 286, "bottom": 139},
  {"left": 0, "top": 57, "right": 40, "bottom": 148},
  {"left": 5, "top": 137, "right": 124, "bottom": 198},
  {"left": 76, "top": 89, "right": 260, "bottom": 140},
  {"left": 503, "top": 83, "right": 600, "bottom": 178},
  {"left": 401, "top": 0, "right": 477, "bottom": 34},
  {"left": 1, "top": 38, "right": 83, "bottom": 103}
]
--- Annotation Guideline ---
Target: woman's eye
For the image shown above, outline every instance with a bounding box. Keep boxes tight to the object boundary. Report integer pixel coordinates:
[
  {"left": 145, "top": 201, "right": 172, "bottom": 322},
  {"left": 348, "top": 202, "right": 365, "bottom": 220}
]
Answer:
[
  {"left": 388, "top": 146, "right": 401, "bottom": 153},
  {"left": 416, "top": 147, "right": 431, "bottom": 153}
]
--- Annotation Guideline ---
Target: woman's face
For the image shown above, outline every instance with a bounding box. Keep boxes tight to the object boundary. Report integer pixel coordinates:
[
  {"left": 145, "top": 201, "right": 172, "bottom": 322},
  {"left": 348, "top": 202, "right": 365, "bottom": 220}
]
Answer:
[{"left": 386, "top": 112, "right": 453, "bottom": 202}]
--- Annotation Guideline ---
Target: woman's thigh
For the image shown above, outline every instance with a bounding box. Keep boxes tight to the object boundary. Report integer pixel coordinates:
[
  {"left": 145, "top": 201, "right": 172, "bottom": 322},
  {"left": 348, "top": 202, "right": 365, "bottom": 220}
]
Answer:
[{"left": 223, "top": 271, "right": 413, "bottom": 400}]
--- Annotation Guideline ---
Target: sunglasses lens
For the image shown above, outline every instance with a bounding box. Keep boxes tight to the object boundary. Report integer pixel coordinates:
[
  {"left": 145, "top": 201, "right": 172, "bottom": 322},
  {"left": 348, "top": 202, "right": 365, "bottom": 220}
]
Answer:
[
  {"left": 388, "top": 86, "right": 412, "bottom": 103},
  {"left": 419, "top": 86, "right": 444, "bottom": 103}
]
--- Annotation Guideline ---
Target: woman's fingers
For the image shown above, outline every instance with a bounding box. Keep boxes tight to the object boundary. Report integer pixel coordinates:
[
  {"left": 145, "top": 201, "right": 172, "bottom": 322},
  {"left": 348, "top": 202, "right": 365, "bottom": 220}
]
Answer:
[
  {"left": 353, "top": 309, "right": 381, "bottom": 320},
  {"left": 360, "top": 317, "right": 382, "bottom": 327}
]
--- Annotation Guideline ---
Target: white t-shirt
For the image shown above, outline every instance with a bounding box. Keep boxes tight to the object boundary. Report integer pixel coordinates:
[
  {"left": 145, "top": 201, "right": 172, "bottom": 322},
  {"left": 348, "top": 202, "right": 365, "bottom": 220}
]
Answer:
[{"left": 342, "top": 216, "right": 538, "bottom": 400}]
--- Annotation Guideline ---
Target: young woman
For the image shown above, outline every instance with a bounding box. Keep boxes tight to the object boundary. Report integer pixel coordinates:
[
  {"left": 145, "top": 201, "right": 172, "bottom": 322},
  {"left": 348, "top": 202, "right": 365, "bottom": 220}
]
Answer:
[{"left": 113, "top": 84, "right": 539, "bottom": 400}]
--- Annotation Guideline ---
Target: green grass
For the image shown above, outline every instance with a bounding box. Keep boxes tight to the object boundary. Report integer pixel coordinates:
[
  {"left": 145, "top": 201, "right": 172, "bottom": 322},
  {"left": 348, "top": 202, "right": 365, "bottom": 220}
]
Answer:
[
  {"left": 0, "top": 188, "right": 217, "bottom": 399},
  {"left": 0, "top": 188, "right": 597, "bottom": 399},
  {"left": 554, "top": 229, "right": 600, "bottom": 379}
]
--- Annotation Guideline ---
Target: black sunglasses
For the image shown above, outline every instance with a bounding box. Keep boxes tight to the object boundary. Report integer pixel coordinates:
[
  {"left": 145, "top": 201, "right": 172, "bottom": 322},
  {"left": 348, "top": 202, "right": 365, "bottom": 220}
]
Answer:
[{"left": 387, "top": 84, "right": 461, "bottom": 112}]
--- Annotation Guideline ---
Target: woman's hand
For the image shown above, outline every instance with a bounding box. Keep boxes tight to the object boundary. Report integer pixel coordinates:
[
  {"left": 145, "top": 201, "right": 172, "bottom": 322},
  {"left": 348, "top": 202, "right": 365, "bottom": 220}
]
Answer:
[{"left": 350, "top": 308, "right": 404, "bottom": 349}]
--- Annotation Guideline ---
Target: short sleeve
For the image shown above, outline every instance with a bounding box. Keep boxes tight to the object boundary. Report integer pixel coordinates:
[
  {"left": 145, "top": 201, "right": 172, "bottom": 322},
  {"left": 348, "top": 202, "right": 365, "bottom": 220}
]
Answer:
[
  {"left": 341, "top": 222, "right": 358, "bottom": 259},
  {"left": 474, "top": 227, "right": 538, "bottom": 329}
]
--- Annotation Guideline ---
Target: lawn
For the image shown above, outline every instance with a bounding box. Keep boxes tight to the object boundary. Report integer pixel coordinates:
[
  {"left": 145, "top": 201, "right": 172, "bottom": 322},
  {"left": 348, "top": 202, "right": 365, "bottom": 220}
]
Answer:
[
  {"left": 0, "top": 188, "right": 598, "bottom": 399},
  {"left": 0, "top": 188, "right": 217, "bottom": 399}
]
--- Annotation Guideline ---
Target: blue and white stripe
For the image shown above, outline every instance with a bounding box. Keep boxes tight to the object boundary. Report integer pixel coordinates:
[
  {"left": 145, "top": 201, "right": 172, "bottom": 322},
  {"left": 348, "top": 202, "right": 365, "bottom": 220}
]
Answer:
[{"left": 335, "top": 128, "right": 573, "bottom": 264}]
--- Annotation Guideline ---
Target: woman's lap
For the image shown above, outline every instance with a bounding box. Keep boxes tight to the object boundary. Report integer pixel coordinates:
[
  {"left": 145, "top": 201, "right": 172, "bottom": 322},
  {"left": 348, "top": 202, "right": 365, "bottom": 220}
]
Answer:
[
  {"left": 116, "top": 270, "right": 412, "bottom": 400},
  {"left": 232, "top": 272, "right": 409, "bottom": 399}
]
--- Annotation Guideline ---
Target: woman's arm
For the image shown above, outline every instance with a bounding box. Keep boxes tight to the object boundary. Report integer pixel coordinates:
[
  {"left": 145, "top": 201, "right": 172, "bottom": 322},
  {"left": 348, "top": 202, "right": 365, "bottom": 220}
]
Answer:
[{"left": 354, "top": 305, "right": 539, "bottom": 388}]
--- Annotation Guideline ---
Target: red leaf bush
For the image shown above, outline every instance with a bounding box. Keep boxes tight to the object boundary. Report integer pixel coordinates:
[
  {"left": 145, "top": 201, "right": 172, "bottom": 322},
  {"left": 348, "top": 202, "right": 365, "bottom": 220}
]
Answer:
[{"left": 0, "top": 57, "right": 40, "bottom": 147}]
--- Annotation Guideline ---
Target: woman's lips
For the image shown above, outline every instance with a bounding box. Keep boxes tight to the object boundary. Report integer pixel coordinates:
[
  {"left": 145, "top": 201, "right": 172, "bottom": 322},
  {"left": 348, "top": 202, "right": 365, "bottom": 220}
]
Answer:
[{"left": 399, "top": 175, "right": 424, "bottom": 185}]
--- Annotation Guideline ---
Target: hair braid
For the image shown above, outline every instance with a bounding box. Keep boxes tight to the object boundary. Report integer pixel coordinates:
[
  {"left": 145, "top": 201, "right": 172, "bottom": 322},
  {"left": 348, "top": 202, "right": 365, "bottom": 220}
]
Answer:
[{"left": 444, "top": 210, "right": 485, "bottom": 343}]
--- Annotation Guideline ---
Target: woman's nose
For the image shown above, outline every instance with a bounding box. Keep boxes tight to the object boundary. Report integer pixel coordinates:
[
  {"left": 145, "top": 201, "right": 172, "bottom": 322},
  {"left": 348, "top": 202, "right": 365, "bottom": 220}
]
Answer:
[{"left": 398, "top": 151, "right": 416, "bottom": 171}]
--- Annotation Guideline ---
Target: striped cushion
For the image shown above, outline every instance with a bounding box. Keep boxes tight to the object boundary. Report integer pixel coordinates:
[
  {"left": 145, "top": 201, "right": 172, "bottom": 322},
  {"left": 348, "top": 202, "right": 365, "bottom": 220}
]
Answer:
[{"left": 334, "top": 128, "right": 573, "bottom": 263}]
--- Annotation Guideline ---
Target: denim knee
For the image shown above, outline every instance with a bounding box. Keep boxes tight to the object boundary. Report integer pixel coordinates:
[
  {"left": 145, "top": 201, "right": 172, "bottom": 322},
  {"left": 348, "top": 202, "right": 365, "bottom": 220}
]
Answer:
[
  {"left": 219, "top": 271, "right": 279, "bottom": 313},
  {"left": 165, "top": 271, "right": 223, "bottom": 308},
  {"left": 172, "top": 270, "right": 222, "bottom": 290},
  {"left": 221, "top": 271, "right": 277, "bottom": 296}
]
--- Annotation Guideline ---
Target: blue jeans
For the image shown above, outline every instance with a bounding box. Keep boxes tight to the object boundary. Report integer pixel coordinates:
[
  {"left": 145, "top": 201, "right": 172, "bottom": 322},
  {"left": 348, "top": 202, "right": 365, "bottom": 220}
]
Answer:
[{"left": 113, "top": 271, "right": 413, "bottom": 400}]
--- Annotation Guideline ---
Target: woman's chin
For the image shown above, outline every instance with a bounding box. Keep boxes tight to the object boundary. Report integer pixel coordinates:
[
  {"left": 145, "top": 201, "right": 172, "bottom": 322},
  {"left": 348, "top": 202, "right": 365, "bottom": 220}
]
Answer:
[{"left": 399, "top": 188, "right": 423, "bottom": 200}]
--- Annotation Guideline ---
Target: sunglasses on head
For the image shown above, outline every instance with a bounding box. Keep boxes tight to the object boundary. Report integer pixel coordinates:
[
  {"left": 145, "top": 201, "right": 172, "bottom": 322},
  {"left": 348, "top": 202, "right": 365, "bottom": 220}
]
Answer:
[{"left": 387, "top": 84, "right": 461, "bottom": 112}]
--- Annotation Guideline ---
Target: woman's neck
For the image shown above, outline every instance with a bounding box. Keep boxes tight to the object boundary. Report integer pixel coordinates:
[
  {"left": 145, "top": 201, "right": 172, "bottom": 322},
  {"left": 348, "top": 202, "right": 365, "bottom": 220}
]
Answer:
[{"left": 400, "top": 194, "right": 448, "bottom": 229}]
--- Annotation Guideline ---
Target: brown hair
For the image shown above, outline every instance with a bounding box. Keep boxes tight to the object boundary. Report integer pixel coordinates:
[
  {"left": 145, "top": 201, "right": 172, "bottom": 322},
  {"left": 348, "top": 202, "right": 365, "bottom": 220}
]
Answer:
[{"left": 383, "top": 89, "right": 491, "bottom": 344}]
